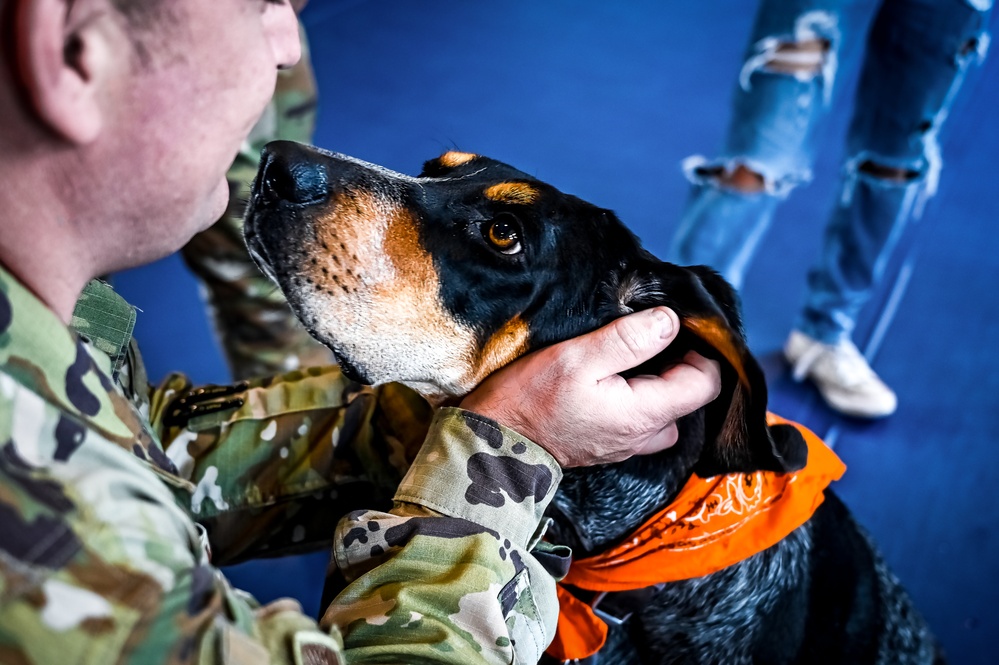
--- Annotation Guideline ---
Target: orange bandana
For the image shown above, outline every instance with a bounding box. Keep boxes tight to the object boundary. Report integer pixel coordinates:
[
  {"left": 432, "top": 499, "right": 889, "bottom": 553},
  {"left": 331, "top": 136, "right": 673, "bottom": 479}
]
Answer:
[{"left": 546, "top": 414, "right": 846, "bottom": 661}]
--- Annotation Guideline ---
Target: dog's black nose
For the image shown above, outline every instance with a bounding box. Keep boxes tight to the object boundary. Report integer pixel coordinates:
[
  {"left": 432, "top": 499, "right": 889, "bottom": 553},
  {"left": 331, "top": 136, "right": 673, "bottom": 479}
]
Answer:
[{"left": 257, "top": 140, "right": 328, "bottom": 205}]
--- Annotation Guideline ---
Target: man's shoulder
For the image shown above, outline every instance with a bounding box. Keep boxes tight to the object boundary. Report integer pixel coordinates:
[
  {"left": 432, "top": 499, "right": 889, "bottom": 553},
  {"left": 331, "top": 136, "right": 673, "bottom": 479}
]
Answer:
[
  {"left": 0, "top": 378, "right": 212, "bottom": 664},
  {"left": 0, "top": 368, "right": 154, "bottom": 486},
  {"left": 0, "top": 369, "right": 199, "bottom": 568},
  {"left": 1, "top": 378, "right": 114, "bottom": 555},
  {"left": 0, "top": 385, "right": 88, "bottom": 572},
  {"left": 0, "top": 362, "right": 85, "bottom": 471}
]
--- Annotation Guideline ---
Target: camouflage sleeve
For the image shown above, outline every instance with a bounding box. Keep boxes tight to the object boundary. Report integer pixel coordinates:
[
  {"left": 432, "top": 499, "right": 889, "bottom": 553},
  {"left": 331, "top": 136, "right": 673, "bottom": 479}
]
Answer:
[
  {"left": 147, "top": 366, "right": 434, "bottom": 566},
  {"left": 0, "top": 402, "right": 564, "bottom": 665},
  {"left": 180, "top": 20, "right": 330, "bottom": 381},
  {"left": 324, "top": 407, "right": 567, "bottom": 665},
  {"left": 0, "top": 388, "right": 347, "bottom": 665}
]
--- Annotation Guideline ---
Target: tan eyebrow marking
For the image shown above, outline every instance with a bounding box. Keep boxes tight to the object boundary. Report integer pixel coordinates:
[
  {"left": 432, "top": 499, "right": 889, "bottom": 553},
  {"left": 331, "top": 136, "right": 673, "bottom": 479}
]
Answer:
[
  {"left": 438, "top": 151, "right": 478, "bottom": 168},
  {"left": 483, "top": 182, "right": 540, "bottom": 205}
]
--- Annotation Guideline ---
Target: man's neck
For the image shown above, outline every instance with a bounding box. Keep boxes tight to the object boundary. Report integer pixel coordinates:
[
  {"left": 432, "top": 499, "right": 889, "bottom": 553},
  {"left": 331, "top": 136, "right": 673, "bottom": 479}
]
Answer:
[
  {"left": 0, "top": 170, "right": 93, "bottom": 324},
  {"left": 0, "top": 250, "right": 88, "bottom": 324}
]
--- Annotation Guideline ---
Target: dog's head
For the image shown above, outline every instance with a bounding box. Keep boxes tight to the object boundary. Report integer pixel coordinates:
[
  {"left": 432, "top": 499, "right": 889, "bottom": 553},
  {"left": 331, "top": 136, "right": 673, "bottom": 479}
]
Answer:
[{"left": 244, "top": 141, "right": 806, "bottom": 475}]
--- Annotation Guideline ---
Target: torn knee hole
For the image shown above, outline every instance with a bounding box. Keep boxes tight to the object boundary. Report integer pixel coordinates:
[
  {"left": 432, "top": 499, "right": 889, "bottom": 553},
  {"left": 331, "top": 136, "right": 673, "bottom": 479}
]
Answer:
[
  {"left": 858, "top": 160, "right": 920, "bottom": 183},
  {"left": 764, "top": 38, "right": 831, "bottom": 75},
  {"left": 696, "top": 164, "right": 767, "bottom": 193},
  {"left": 961, "top": 37, "right": 981, "bottom": 58}
]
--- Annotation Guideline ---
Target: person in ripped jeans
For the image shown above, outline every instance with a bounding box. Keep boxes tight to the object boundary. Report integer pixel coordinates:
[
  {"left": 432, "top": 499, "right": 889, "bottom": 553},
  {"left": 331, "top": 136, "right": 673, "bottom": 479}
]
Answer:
[{"left": 670, "top": 0, "right": 992, "bottom": 418}]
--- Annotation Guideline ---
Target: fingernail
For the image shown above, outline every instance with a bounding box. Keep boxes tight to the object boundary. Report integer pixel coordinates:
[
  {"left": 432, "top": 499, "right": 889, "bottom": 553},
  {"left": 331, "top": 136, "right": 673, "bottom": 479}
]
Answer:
[{"left": 651, "top": 307, "right": 674, "bottom": 338}]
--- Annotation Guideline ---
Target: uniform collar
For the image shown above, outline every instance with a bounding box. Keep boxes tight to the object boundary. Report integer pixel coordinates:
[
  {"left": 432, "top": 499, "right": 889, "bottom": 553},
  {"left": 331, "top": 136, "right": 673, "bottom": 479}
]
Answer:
[
  {"left": 70, "top": 278, "right": 137, "bottom": 379},
  {"left": 0, "top": 263, "right": 172, "bottom": 471}
]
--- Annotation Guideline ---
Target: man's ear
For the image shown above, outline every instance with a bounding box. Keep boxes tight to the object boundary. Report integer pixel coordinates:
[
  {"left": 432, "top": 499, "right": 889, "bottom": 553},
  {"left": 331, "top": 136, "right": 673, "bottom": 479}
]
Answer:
[
  {"left": 13, "top": 0, "right": 115, "bottom": 144},
  {"left": 605, "top": 262, "right": 807, "bottom": 476}
]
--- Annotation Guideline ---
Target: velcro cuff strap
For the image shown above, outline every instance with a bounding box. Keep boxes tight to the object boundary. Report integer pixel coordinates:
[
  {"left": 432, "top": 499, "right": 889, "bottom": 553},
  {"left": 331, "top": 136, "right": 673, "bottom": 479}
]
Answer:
[{"left": 394, "top": 407, "right": 562, "bottom": 548}]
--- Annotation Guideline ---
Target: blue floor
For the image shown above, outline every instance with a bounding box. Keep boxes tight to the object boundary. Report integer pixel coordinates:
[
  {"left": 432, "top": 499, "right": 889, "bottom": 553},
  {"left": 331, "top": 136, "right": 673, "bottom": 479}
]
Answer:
[{"left": 114, "top": 1, "right": 999, "bottom": 662}]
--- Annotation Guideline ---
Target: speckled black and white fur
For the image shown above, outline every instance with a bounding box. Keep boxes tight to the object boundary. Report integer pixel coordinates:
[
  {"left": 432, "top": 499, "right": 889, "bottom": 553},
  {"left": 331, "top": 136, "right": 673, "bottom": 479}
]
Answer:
[
  {"left": 245, "top": 141, "right": 946, "bottom": 665},
  {"left": 563, "top": 494, "right": 942, "bottom": 665},
  {"left": 545, "top": 412, "right": 943, "bottom": 665}
]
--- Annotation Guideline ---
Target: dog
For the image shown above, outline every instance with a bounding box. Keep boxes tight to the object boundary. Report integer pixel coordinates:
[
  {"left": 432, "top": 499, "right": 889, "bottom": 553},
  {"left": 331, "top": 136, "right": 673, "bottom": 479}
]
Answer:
[{"left": 243, "top": 140, "right": 944, "bottom": 665}]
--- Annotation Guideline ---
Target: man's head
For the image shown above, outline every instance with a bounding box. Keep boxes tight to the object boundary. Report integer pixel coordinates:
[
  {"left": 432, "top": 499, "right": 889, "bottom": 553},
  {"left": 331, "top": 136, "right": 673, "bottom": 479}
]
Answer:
[{"left": 0, "top": 0, "right": 300, "bottom": 316}]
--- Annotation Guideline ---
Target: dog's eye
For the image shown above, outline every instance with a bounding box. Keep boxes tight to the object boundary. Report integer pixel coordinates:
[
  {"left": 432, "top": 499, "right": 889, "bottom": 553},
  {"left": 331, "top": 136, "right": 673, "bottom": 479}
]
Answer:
[{"left": 484, "top": 215, "right": 522, "bottom": 255}]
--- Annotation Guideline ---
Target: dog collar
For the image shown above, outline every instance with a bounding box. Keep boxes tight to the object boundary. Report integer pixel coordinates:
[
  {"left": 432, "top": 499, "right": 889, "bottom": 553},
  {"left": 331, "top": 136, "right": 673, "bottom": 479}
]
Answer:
[{"left": 546, "top": 414, "right": 846, "bottom": 662}]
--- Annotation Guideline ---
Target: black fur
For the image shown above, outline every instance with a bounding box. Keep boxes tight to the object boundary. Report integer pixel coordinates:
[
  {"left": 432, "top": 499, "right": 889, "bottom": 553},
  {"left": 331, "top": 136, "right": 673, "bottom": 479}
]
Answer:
[{"left": 246, "top": 142, "right": 945, "bottom": 664}]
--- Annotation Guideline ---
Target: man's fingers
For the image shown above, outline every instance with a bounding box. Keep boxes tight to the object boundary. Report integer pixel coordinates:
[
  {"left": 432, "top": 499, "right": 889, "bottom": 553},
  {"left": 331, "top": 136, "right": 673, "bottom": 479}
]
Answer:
[
  {"left": 625, "top": 351, "right": 723, "bottom": 424},
  {"left": 574, "top": 307, "right": 680, "bottom": 380},
  {"left": 633, "top": 421, "right": 680, "bottom": 457}
]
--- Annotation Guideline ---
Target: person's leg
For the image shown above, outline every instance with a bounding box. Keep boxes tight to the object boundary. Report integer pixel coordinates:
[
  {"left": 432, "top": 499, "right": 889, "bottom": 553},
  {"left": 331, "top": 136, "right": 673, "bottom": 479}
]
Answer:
[
  {"left": 788, "top": 0, "right": 991, "bottom": 416},
  {"left": 670, "top": 0, "right": 872, "bottom": 289}
]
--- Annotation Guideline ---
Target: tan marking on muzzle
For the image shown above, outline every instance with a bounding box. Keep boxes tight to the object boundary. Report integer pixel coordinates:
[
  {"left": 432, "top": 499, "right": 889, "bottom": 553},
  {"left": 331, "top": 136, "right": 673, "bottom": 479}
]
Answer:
[
  {"left": 438, "top": 151, "right": 478, "bottom": 168},
  {"left": 372, "top": 204, "right": 481, "bottom": 390},
  {"left": 484, "top": 182, "right": 540, "bottom": 205},
  {"left": 381, "top": 207, "right": 435, "bottom": 284},
  {"left": 308, "top": 190, "right": 383, "bottom": 298},
  {"left": 296, "top": 188, "right": 480, "bottom": 400},
  {"left": 306, "top": 188, "right": 437, "bottom": 301}
]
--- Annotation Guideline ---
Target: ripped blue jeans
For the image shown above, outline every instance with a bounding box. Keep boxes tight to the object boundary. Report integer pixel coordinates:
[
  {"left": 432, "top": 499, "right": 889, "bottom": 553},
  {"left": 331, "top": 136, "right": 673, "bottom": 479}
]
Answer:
[{"left": 669, "top": 0, "right": 992, "bottom": 344}]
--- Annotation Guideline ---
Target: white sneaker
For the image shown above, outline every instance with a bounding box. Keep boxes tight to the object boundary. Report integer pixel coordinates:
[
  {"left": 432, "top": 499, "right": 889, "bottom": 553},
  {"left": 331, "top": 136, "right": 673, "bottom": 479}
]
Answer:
[{"left": 783, "top": 330, "right": 897, "bottom": 419}]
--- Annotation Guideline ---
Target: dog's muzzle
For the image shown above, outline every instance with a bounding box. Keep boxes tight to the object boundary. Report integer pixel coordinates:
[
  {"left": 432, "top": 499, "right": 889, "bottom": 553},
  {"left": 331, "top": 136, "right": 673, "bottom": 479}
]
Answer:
[{"left": 243, "top": 141, "right": 331, "bottom": 279}]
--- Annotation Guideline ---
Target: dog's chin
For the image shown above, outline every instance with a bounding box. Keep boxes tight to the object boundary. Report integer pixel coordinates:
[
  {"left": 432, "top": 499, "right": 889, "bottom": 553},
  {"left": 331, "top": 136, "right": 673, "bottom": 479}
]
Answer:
[
  {"left": 320, "top": 342, "right": 461, "bottom": 404},
  {"left": 325, "top": 347, "right": 372, "bottom": 385},
  {"left": 243, "top": 231, "right": 282, "bottom": 287}
]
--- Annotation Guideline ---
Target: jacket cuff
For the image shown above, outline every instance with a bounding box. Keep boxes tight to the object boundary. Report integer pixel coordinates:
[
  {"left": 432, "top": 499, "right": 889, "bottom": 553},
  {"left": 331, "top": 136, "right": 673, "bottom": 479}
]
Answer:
[{"left": 393, "top": 407, "right": 562, "bottom": 548}]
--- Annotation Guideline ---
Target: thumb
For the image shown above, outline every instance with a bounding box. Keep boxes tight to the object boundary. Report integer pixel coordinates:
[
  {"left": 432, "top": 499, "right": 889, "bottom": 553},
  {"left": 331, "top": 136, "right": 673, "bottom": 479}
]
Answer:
[{"left": 581, "top": 307, "right": 680, "bottom": 380}]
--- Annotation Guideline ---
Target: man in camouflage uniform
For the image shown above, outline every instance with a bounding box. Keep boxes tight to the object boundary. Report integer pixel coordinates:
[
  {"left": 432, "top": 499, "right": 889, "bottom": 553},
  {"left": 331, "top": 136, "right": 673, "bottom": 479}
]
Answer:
[
  {"left": 0, "top": 1, "right": 722, "bottom": 663},
  {"left": 181, "top": 2, "right": 334, "bottom": 380}
]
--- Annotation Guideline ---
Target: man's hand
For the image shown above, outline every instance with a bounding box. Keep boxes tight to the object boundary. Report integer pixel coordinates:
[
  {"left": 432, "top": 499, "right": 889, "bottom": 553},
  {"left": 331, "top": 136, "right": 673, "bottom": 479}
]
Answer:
[{"left": 460, "top": 307, "right": 722, "bottom": 468}]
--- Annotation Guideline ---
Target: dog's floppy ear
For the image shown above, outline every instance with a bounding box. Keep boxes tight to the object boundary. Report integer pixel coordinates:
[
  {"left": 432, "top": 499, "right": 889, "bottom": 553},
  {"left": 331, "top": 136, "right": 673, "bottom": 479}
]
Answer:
[{"left": 604, "top": 261, "right": 807, "bottom": 476}]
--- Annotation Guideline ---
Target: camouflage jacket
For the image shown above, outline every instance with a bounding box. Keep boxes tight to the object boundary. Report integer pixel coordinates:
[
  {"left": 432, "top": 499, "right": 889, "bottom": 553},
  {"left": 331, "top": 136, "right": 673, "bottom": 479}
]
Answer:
[{"left": 0, "top": 266, "right": 567, "bottom": 664}]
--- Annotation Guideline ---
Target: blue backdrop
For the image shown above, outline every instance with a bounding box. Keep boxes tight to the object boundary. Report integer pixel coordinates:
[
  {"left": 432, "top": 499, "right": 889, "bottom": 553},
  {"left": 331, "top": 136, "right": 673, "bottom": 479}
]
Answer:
[{"left": 114, "top": 2, "right": 999, "bottom": 662}]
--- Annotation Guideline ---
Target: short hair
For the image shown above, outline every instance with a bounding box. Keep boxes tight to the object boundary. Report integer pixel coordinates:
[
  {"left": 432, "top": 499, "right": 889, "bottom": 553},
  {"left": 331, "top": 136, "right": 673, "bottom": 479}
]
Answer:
[
  {"left": 0, "top": 1, "right": 164, "bottom": 27},
  {"left": 111, "top": 0, "right": 163, "bottom": 28},
  {"left": 108, "top": 0, "right": 173, "bottom": 66},
  {"left": 111, "top": 0, "right": 156, "bottom": 14}
]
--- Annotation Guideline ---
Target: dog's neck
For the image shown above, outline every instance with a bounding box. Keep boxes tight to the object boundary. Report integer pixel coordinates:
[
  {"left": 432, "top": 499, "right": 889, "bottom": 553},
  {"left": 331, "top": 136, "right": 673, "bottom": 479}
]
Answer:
[{"left": 545, "top": 411, "right": 707, "bottom": 556}]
